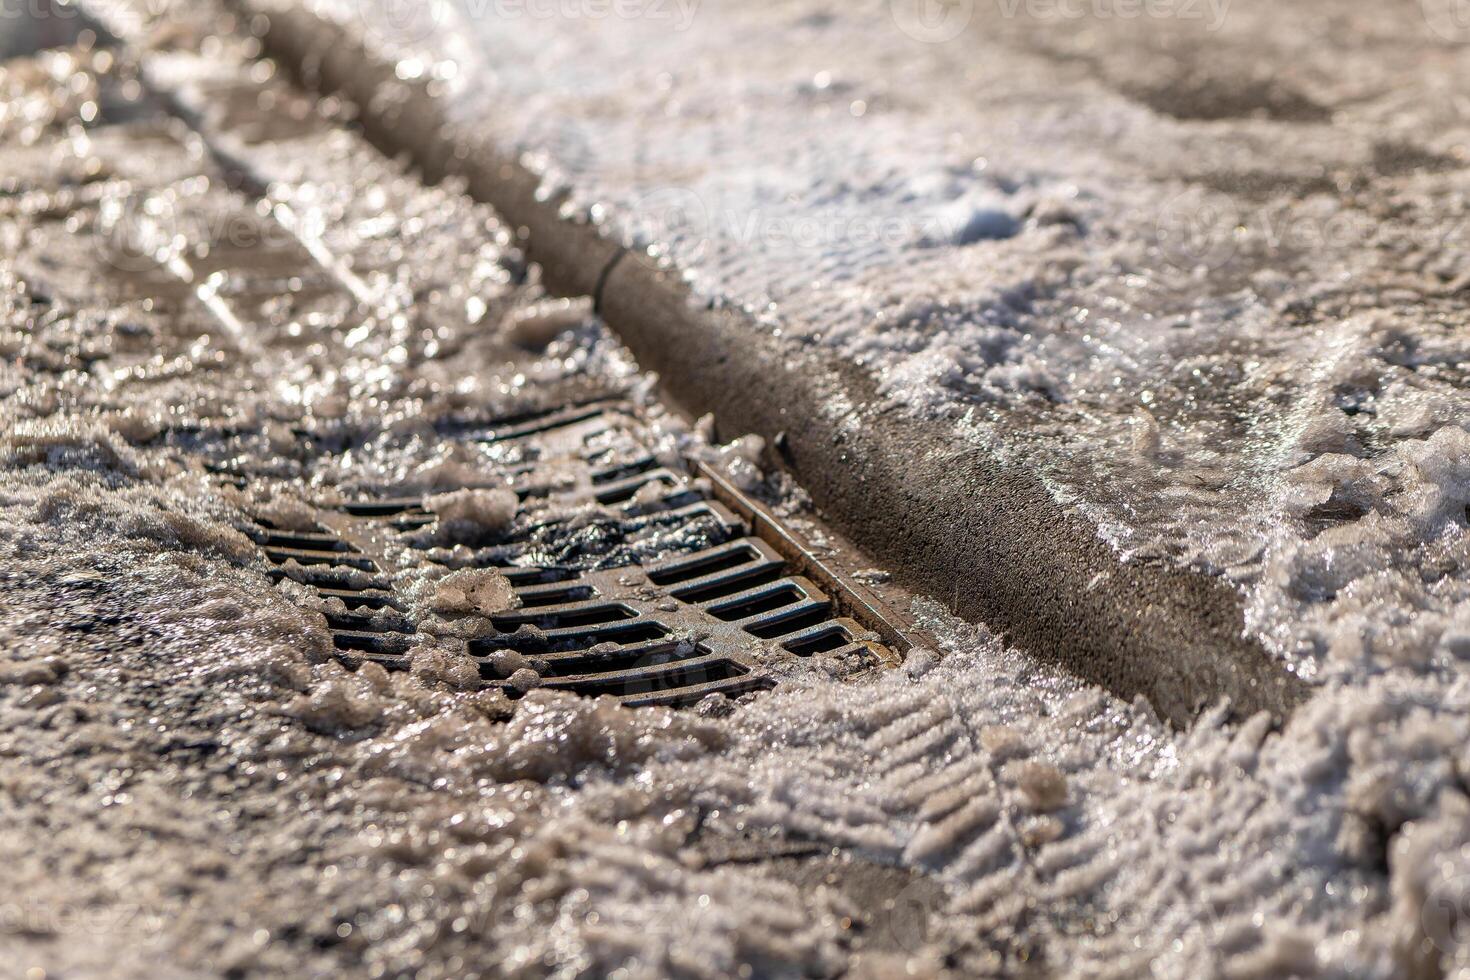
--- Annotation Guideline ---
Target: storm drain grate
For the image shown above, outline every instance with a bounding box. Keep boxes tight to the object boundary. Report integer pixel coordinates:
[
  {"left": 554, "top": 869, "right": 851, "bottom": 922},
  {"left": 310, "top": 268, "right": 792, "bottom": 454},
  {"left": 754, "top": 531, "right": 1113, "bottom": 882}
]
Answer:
[{"left": 248, "top": 401, "right": 904, "bottom": 708}]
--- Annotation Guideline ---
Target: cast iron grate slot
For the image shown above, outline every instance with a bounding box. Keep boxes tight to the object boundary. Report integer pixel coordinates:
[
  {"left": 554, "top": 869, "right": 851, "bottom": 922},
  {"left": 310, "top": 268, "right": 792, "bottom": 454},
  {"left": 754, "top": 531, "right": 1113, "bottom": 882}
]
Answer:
[
  {"left": 263, "top": 547, "right": 377, "bottom": 571},
  {"left": 648, "top": 542, "right": 763, "bottom": 586},
  {"left": 324, "top": 608, "right": 414, "bottom": 633},
  {"left": 591, "top": 455, "right": 658, "bottom": 484},
  {"left": 254, "top": 530, "right": 349, "bottom": 551},
  {"left": 316, "top": 587, "right": 396, "bottom": 610},
  {"left": 476, "top": 404, "right": 608, "bottom": 445},
  {"left": 492, "top": 602, "right": 637, "bottom": 631},
  {"left": 594, "top": 470, "right": 680, "bottom": 505},
  {"left": 783, "top": 626, "right": 854, "bottom": 656},
  {"left": 628, "top": 487, "right": 704, "bottom": 512},
  {"left": 507, "top": 639, "right": 687, "bottom": 679},
  {"left": 340, "top": 499, "right": 423, "bottom": 517},
  {"left": 515, "top": 584, "right": 595, "bottom": 607},
  {"left": 554, "top": 621, "right": 671, "bottom": 645},
  {"left": 555, "top": 657, "right": 750, "bottom": 700},
  {"left": 522, "top": 652, "right": 645, "bottom": 679},
  {"left": 501, "top": 566, "right": 577, "bottom": 585},
  {"left": 469, "top": 619, "right": 672, "bottom": 654},
  {"left": 707, "top": 583, "right": 805, "bottom": 622},
  {"left": 745, "top": 605, "right": 836, "bottom": 640},
  {"left": 674, "top": 564, "right": 785, "bottom": 604},
  {"left": 267, "top": 566, "right": 393, "bottom": 591},
  {"left": 619, "top": 674, "right": 775, "bottom": 708},
  {"left": 333, "top": 630, "right": 414, "bottom": 655},
  {"left": 346, "top": 593, "right": 397, "bottom": 609}
]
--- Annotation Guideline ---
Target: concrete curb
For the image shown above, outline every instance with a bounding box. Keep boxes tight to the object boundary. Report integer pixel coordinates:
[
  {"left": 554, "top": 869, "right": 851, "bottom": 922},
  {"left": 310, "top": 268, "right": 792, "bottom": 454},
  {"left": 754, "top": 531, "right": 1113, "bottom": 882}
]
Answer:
[{"left": 234, "top": 2, "right": 1307, "bottom": 726}]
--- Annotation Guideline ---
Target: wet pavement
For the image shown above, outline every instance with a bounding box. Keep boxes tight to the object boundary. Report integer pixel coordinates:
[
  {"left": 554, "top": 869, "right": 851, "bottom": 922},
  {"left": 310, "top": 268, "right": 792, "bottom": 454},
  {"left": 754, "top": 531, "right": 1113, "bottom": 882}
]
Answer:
[{"left": 6, "top": 2, "right": 1470, "bottom": 978}]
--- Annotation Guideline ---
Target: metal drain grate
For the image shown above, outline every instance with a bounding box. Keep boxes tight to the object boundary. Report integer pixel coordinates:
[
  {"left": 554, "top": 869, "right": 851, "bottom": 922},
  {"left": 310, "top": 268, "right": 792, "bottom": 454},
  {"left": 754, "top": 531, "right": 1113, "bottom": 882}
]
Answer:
[{"left": 247, "top": 401, "right": 905, "bottom": 708}]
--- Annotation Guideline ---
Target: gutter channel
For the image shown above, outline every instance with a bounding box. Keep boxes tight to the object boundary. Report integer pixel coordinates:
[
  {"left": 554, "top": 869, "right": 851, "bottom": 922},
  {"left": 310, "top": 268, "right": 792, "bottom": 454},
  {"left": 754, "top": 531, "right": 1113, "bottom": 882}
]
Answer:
[{"left": 226, "top": 1, "right": 1308, "bottom": 726}]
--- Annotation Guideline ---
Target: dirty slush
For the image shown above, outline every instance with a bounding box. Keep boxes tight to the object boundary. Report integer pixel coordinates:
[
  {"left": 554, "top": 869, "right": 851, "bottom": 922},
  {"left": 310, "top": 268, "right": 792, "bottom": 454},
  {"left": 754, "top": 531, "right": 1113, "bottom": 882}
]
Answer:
[{"left": 5, "top": 1, "right": 1470, "bottom": 978}]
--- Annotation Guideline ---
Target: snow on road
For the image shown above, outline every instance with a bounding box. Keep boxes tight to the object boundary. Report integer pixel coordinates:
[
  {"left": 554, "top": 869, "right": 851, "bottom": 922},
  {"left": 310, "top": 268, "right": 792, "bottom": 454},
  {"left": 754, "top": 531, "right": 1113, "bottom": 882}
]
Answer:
[{"left": 2, "top": 0, "right": 1470, "bottom": 976}]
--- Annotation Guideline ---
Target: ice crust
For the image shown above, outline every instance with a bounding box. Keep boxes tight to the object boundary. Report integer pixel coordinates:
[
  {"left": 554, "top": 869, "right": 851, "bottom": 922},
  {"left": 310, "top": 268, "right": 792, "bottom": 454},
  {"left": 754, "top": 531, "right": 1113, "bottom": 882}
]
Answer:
[{"left": 3, "top": 2, "right": 1470, "bottom": 976}]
